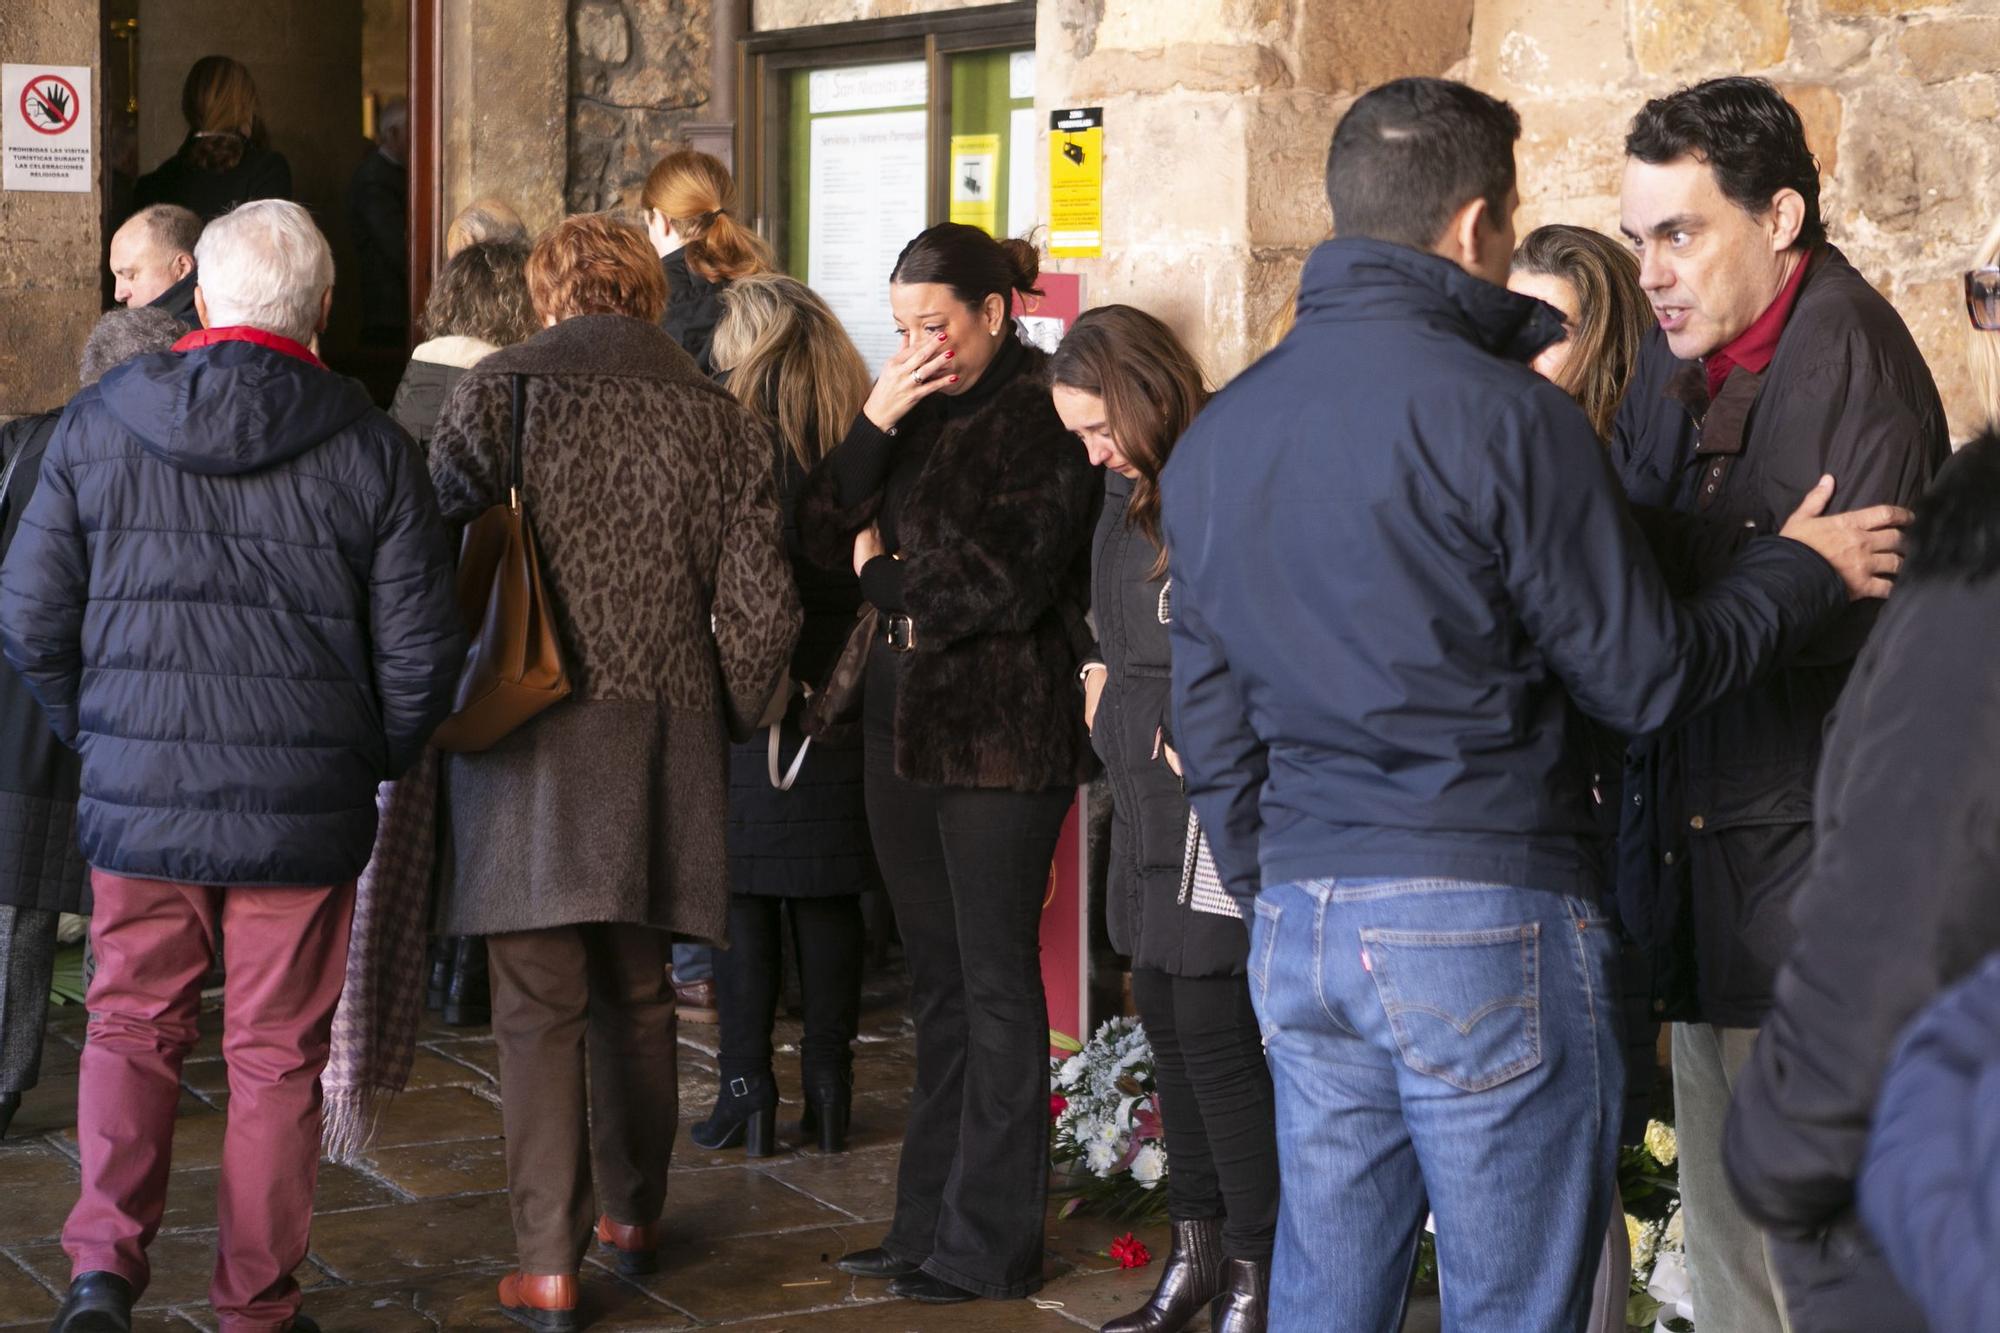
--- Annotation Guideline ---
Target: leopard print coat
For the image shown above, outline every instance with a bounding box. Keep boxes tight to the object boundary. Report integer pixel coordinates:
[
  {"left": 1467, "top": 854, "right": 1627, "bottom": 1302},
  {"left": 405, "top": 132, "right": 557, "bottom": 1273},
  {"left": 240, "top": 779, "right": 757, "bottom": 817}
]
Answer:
[{"left": 427, "top": 314, "right": 801, "bottom": 940}]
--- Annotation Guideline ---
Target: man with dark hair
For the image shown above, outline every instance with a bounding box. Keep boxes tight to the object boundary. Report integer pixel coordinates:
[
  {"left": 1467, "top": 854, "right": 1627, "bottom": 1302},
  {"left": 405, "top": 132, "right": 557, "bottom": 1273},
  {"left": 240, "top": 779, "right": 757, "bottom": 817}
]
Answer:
[
  {"left": 1609, "top": 77, "right": 1948, "bottom": 1333},
  {"left": 1160, "top": 75, "right": 1908, "bottom": 1330},
  {"left": 108, "top": 204, "right": 203, "bottom": 330}
]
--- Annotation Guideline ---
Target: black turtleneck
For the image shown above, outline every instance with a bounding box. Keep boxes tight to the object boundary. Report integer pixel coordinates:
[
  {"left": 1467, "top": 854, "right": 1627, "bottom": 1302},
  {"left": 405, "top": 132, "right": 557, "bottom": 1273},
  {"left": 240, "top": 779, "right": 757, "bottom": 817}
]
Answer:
[{"left": 832, "top": 330, "right": 1028, "bottom": 611}]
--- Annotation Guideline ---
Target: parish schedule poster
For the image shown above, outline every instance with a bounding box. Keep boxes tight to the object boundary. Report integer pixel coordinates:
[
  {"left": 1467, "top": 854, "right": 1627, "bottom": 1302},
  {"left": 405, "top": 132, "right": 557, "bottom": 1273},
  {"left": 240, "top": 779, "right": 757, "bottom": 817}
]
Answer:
[{"left": 804, "top": 61, "right": 928, "bottom": 372}]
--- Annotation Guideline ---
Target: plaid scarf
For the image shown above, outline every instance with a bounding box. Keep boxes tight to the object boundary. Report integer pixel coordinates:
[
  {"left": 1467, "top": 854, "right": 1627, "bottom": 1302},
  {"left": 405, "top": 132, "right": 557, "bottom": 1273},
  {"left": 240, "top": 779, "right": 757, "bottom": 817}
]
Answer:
[{"left": 322, "top": 747, "right": 441, "bottom": 1161}]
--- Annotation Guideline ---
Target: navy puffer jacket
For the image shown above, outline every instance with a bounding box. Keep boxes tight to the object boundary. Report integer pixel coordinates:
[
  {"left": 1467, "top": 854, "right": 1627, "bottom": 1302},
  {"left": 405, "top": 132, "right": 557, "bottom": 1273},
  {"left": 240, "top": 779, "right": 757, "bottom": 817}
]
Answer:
[{"left": 0, "top": 335, "right": 463, "bottom": 887}]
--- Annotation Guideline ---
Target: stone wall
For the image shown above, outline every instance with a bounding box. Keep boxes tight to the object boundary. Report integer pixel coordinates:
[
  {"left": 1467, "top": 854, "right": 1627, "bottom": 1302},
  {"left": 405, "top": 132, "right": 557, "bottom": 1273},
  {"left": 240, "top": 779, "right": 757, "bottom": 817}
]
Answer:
[
  {"left": 753, "top": 0, "right": 996, "bottom": 28},
  {"left": 568, "top": 0, "right": 713, "bottom": 213},
  {"left": 439, "top": 0, "right": 569, "bottom": 236},
  {"left": 0, "top": 0, "right": 104, "bottom": 417},
  {"left": 1031, "top": 0, "right": 2000, "bottom": 435},
  {"left": 1487, "top": 0, "right": 2000, "bottom": 435}
]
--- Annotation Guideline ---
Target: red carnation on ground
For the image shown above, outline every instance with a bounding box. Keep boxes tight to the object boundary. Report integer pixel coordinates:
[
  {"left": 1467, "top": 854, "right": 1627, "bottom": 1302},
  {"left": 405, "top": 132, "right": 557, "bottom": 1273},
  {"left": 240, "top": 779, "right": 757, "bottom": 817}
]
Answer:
[{"left": 1108, "top": 1232, "right": 1152, "bottom": 1269}]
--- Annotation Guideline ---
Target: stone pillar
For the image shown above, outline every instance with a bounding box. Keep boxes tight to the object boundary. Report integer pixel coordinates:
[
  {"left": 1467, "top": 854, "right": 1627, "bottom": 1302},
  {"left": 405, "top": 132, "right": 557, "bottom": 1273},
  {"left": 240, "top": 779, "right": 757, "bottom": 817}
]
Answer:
[
  {"left": 686, "top": 0, "right": 747, "bottom": 168},
  {"left": 0, "top": 1, "right": 105, "bottom": 417},
  {"left": 439, "top": 0, "right": 569, "bottom": 235},
  {"left": 1035, "top": 0, "right": 1471, "bottom": 380}
]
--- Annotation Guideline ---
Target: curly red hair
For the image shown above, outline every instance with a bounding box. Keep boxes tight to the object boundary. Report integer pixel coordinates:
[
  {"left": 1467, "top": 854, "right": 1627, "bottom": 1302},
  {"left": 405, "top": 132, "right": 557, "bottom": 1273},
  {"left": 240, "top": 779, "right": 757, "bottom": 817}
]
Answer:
[{"left": 525, "top": 213, "right": 667, "bottom": 324}]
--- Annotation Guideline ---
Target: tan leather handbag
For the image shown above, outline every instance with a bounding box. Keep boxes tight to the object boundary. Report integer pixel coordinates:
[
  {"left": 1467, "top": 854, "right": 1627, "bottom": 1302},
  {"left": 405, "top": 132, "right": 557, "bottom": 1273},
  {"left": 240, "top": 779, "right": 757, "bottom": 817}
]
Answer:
[{"left": 431, "top": 374, "right": 571, "bottom": 752}]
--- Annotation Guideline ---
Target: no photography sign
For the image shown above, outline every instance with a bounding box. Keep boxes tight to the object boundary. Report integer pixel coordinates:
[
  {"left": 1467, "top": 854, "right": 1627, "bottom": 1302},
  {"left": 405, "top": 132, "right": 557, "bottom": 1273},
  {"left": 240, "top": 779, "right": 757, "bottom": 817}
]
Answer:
[{"left": 3, "top": 64, "right": 92, "bottom": 192}]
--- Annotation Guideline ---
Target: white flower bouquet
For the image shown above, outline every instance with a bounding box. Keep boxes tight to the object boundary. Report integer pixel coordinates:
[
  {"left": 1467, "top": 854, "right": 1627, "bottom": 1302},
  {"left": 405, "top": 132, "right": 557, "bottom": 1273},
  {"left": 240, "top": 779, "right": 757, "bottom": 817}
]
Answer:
[
  {"left": 1624, "top": 1118, "right": 1692, "bottom": 1331},
  {"left": 1049, "top": 1017, "right": 1170, "bottom": 1221}
]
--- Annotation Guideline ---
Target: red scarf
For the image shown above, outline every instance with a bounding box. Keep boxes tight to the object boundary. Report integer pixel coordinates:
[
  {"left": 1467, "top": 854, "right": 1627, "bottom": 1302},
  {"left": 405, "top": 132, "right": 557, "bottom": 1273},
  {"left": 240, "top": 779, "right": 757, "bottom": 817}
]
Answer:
[
  {"left": 1703, "top": 249, "right": 1813, "bottom": 400},
  {"left": 173, "top": 325, "right": 326, "bottom": 370}
]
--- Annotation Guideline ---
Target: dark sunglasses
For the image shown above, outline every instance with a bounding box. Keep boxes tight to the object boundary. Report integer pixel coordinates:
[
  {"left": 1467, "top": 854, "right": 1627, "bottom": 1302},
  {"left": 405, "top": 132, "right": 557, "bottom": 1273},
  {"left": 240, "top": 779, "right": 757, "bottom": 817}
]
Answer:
[{"left": 1968, "top": 267, "right": 2000, "bottom": 331}]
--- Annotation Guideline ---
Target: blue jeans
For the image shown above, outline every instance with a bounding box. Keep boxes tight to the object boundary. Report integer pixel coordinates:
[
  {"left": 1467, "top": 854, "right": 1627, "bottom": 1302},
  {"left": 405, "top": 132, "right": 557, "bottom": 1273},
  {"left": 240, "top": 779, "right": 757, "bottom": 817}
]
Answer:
[
  {"left": 1248, "top": 878, "right": 1622, "bottom": 1332},
  {"left": 671, "top": 941, "right": 713, "bottom": 984}
]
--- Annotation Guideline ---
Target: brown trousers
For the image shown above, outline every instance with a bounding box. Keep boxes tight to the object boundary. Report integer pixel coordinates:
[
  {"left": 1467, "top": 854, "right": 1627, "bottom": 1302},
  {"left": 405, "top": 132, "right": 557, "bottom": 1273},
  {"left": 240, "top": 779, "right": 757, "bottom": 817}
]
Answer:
[{"left": 487, "top": 922, "right": 678, "bottom": 1274}]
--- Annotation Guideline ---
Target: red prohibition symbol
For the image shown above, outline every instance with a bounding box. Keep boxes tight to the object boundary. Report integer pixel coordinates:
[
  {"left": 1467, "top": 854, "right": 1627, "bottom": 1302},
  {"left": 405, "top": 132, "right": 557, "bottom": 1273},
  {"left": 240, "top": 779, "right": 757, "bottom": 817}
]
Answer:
[{"left": 20, "top": 74, "right": 81, "bottom": 135}]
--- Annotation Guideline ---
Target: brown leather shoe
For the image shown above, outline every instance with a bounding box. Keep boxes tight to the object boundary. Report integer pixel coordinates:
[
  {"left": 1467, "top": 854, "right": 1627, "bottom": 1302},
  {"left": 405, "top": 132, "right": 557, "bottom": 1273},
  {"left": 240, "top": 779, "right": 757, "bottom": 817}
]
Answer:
[
  {"left": 594, "top": 1215, "right": 660, "bottom": 1275},
  {"left": 497, "top": 1272, "right": 578, "bottom": 1332},
  {"left": 673, "top": 976, "right": 719, "bottom": 1024}
]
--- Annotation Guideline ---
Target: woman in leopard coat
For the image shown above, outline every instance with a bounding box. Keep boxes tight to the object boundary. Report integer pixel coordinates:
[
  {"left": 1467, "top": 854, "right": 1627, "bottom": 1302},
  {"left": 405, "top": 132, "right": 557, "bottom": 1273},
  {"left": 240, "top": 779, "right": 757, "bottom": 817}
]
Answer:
[{"left": 426, "top": 214, "right": 799, "bottom": 1327}]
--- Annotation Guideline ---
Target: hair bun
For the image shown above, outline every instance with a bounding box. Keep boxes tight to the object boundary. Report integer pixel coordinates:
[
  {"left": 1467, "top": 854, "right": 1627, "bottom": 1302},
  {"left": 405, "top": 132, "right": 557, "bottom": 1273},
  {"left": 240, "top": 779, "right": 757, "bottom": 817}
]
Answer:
[{"left": 999, "top": 236, "right": 1043, "bottom": 296}]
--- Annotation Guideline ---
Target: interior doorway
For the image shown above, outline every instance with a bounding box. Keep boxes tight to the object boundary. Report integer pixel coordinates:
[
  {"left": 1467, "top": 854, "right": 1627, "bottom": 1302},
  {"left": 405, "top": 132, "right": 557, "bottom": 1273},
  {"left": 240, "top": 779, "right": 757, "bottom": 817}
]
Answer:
[{"left": 97, "top": 0, "right": 413, "bottom": 403}]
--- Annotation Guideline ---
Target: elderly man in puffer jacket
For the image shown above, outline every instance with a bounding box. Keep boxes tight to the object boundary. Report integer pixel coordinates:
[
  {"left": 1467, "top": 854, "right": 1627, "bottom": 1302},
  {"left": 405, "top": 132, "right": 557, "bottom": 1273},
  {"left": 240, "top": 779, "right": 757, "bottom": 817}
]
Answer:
[{"left": 0, "top": 199, "right": 463, "bottom": 1333}]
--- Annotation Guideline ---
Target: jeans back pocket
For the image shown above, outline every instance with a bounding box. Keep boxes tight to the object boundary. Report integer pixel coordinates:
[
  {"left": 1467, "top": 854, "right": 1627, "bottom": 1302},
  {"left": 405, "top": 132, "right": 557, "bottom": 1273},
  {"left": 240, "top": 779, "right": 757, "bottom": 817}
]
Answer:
[{"left": 1359, "top": 924, "right": 1541, "bottom": 1092}]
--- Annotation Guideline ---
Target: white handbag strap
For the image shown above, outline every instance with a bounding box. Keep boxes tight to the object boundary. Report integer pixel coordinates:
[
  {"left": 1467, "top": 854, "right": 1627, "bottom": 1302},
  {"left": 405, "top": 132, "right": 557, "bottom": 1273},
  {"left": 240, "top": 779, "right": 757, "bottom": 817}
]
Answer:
[{"left": 767, "top": 724, "right": 812, "bottom": 791}]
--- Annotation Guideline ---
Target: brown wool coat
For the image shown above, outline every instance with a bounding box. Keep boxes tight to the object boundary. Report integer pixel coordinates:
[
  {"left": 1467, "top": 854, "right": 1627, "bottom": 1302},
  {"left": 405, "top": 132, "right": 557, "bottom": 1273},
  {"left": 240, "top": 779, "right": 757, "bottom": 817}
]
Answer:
[{"left": 427, "top": 315, "right": 801, "bottom": 941}]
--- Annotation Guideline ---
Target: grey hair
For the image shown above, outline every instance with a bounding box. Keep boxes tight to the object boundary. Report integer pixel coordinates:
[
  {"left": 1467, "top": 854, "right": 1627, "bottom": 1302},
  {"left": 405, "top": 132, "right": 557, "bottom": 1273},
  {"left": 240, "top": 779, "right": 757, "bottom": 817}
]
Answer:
[
  {"left": 127, "top": 203, "right": 202, "bottom": 259},
  {"left": 445, "top": 199, "right": 528, "bottom": 258},
  {"left": 79, "top": 307, "right": 185, "bottom": 386},
  {"left": 193, "top": 199, "right": 334, "bottom": 343}
]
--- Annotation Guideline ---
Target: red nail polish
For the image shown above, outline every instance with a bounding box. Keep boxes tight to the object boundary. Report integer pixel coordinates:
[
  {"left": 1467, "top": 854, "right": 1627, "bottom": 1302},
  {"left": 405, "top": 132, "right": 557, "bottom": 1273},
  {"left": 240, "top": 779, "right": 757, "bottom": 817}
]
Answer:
[
  {"left": 945, "top": 350, "right": 955, "bottom": 358},
  {"left": 937, "top": 333, "right": 948, "bottom": 341},
  {"left": 949, "top": 374, "right": 960, "bottom": 382}
]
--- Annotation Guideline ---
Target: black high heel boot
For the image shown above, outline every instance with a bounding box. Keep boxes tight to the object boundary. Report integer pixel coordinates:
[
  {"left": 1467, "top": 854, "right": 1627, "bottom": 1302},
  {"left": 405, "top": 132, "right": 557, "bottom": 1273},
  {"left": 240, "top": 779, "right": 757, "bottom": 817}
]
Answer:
[
  {"left": 1208, "top": 1256, "right": 1269, "bottom": 1333},
  {"left": 690, "top": 1070, "right": 778, "bottom": 1156},
  {"left": 443, "top": 937, "right": 490, "bottom": 1027},
  {"left": 0, "top": 1092, "right": 19, "bottom": 1140},
  {"left": 1101, "top": 1217, "right": 1225, "bottom": 1333},
  {"left": 798, "top": 1066, "right": 853, "bottom": 1153},
  {"left": 426, "top": 939, "right": 450, "bottom": 1011}
]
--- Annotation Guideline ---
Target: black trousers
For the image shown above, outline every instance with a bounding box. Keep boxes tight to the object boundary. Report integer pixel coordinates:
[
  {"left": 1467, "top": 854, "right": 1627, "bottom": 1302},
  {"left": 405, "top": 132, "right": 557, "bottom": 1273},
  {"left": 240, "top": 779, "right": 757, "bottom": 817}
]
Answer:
[
  {"left": 712, "top": 894, "right": 864, "bottom": 1084},
  {"left": 865, "top": 643, "right": 1073, "bottom": 1299},
  {"left": 1130, "top": 966, "right": 1280, "bottom": 1262}
]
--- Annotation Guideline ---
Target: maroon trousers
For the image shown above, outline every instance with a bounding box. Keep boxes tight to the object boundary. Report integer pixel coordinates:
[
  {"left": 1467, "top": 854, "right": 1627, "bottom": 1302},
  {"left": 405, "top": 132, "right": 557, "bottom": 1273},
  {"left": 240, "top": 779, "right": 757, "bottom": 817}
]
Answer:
[{"left": 64, "top": 871, "right": 354, "bottom": 1333}]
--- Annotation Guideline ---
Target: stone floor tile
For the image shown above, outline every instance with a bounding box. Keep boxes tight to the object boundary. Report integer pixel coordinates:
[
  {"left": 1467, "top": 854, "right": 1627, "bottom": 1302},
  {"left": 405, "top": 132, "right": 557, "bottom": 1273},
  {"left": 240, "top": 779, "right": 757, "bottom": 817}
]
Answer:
[
  {"left": 402, "top": 1047, "right": 497, "bottom": 1090},
  {"left": 155, "top": 1162, "right": 401, "bottom": 1234},
  {"left": 363, "top": 1088, "right": 504, "bottom": 1150},
  {"left": 410, "top": 1265, "right": 692, "bottom": 1330},
  {"left": 1031, "top": 1262, "right": 1169, "bottom": 1329},
  {"left": 658, "top": 1167, "right": 847, "bottom": 1242},
  {"left": 308, "top": 1193, "right": 517, "bottom": 1284},
  {"left": 753, "top": 1145, "right": 899, "bottom": 1224},
  {"left": 419, "top": 1039, "right": 499, "bottom": 1082},
  {"left": 11, "top": 1235, "right": 330, "bottom": 1311},
  {"left": 360, "top": 1136, "right": 509, "bottom": 1200},
  {"left": 1041, "top": 1214, "right": 1170, "bottom": 1280},
  {"left": 709, "top": 1296, "right": 1080, "bottom": 1331},
  {"left": 0, "top": 1143, "right": 80, "bottom": 1244},
  {"left": 0, "top": 1251, "right": 59, "bottom": 1327},
  {"left": 613, "top": 1222, "right": 873, "bottom": 1323}
]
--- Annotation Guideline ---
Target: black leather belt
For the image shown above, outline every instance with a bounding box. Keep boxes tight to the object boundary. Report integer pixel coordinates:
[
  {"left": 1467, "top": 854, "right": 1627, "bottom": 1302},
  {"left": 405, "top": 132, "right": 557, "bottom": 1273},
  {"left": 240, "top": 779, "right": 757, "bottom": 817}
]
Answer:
[{"left": 883, "top": 613, "right": 917, "bottom": 652}]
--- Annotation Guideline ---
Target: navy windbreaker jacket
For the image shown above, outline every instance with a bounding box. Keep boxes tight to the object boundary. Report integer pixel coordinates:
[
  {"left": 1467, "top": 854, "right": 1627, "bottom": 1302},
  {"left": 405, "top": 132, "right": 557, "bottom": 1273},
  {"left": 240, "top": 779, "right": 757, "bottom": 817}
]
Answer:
[
  {"left": 1159, "top": 239, "right": 1845, "bottom": 904},
  {"left": 0, "top": 335, "right": 463, "bottom": 887}
]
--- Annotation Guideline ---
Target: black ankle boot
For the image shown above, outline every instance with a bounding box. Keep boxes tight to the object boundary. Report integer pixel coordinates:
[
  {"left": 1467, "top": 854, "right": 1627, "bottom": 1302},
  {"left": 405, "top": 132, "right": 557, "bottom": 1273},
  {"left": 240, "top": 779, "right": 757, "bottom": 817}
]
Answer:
[
  {"left": 426, "top": 939, "right": 450, "bottom": 1011},
  {"left": 690, "top": 1070, "right": 778, "bottom": 1156},
  {"left": 0, "top": 1091, "right": 19, "bottom": 1139},
  {"left": 1208, "top": 1256, "right": 1269, "bottom": 1333},
  {"left": 1101, "top": 1217, "right": 1225, "bottom": 1333},
  {"left": 799, "top": 1065, "right": 853, "bottom": 1153},
  {"left": 443, "top": 937, "right": 490, "bottom": 1027}
]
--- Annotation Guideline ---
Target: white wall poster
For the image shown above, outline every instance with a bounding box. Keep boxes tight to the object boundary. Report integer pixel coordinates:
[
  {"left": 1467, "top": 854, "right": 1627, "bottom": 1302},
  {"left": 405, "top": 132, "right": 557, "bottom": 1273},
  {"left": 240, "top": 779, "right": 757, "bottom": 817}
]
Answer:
[
  {"left": 3, "top": 64, "right": 93, "bottom": 192},
  {"left": 808, "top": 109, "right": 928, "bottom": 372}
]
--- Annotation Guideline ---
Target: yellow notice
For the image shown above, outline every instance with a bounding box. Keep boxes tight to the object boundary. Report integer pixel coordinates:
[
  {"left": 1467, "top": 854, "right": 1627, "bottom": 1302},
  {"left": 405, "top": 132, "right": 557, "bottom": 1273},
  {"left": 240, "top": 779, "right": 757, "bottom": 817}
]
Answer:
[
  {"left": 1048, "top": 107, "right": 1102, "bottom": 258},
  {"left": 948, "top": 132, "right": 1001, "bottom": 236}
]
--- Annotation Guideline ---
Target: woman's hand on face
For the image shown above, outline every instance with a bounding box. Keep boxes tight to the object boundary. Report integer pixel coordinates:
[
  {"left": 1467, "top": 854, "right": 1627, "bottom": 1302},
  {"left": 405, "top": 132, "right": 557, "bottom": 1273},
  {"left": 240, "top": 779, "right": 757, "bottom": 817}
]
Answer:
[
  {"left": 852, "top": 524, "right": 887, "bottom": 576},
  {"left": 861, "top": 334, "right": 956, "bottom": 433}
]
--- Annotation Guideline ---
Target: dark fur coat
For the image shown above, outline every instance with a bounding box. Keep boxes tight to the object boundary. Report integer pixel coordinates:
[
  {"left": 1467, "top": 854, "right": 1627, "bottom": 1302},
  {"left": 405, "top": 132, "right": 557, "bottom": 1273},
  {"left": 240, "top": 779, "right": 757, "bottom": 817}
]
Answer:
[{"left": 798, "top": 347, "right": 1099, "bottom": 792}]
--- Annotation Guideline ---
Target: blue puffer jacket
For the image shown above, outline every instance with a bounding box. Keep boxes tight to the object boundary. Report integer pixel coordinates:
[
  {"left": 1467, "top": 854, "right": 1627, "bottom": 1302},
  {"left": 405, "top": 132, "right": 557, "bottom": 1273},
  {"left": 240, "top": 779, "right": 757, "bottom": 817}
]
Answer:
[
  {"left": 0, "top": 334, "right": 463, "bottom": 887},
  {"left": 1861, "top": 951, "right": 2000, "bottom": 1333},
  {"left": 1159, "top": 239, "right": 1846, "bottom": 903}
]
